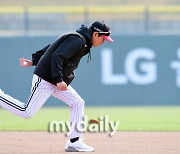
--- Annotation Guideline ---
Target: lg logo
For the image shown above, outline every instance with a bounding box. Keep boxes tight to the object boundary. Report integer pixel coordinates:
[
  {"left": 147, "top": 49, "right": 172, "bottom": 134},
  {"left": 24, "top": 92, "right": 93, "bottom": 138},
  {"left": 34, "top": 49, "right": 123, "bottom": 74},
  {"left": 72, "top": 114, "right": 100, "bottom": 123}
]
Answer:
[
  {"left": 170, "top": 48, "right": 180, "bottom": 88},
  {"left": 101, "top": 48, "right": 157, "bottom": 85}
]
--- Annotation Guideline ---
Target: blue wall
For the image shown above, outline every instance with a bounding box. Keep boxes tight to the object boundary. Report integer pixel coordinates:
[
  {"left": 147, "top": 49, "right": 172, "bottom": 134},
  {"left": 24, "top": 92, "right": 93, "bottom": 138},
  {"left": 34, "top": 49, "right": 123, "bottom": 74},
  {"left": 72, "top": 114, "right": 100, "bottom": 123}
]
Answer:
[{"left": 0, "top": 35, "right": 180, "bottom": 106}]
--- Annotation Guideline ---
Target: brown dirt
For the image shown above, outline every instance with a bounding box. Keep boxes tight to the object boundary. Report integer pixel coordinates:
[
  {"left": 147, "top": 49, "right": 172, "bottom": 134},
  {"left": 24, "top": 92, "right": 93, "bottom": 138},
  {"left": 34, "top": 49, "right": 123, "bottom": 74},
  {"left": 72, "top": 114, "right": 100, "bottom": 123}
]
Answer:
[{"left": 0, "top": 131, "right": 180, "bottom": 154}]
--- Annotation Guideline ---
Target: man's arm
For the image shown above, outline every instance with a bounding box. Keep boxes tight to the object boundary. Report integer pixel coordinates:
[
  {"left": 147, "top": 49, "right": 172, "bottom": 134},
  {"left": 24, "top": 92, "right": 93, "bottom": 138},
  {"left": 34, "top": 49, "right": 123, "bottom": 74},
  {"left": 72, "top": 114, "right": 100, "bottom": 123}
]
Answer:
[
  {"left": 31, "top": 44, "right": 51, "bottom": 66},
  {"left": 19, "top": 44, "right": 51, "bottom": 67}
]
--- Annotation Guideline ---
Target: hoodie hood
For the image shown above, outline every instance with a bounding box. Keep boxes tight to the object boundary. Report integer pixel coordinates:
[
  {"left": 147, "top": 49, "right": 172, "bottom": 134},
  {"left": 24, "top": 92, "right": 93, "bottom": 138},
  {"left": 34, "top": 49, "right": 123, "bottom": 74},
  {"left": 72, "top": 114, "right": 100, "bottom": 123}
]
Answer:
[
  {"left": 76, "top": 24, "right": 93, "bottom": 42},
  {"left": 76, "top": 24, "right": 93, "bottom": 63}
]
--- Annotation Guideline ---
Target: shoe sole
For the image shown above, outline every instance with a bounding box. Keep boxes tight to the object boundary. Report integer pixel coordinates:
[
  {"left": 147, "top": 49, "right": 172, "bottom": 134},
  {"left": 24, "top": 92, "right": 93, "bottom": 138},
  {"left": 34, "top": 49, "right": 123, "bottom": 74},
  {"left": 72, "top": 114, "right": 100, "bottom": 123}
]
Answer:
[
  {"left": 65, "top": 147, "right": 79, "bottom": 152},
  {"left": 65, "top": 147, "right": 94, "bottom": 152}
]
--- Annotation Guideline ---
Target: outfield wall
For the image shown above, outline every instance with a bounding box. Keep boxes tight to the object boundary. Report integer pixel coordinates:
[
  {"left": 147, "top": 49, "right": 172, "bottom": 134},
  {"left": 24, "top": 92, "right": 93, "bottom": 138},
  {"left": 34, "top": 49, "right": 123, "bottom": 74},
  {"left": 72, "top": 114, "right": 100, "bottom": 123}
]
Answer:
[{"left": 0, "top": 35, "right": 179, "bottom": 106}]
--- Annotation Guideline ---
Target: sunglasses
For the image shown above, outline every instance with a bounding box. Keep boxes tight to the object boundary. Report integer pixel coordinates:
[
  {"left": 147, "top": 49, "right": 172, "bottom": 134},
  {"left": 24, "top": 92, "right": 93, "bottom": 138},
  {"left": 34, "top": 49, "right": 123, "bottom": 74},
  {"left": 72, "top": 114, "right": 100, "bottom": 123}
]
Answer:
[{"left": 98, "top": 32, "right": 111, "bottom": 36}]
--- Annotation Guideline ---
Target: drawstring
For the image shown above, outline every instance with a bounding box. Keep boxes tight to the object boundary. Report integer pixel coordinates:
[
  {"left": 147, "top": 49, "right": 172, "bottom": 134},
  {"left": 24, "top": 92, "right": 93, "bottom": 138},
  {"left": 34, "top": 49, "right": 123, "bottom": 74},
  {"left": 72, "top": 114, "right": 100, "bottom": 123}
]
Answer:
[{"left": 87, "top": 51, "right": 91, "bottom": 63}]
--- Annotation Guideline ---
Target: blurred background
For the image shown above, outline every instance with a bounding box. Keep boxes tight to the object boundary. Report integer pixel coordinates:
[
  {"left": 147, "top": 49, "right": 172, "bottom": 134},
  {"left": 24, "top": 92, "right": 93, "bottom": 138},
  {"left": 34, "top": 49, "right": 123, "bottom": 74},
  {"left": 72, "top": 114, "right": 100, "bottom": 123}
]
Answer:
[
  {"left": 0, "top": 0, "right": 180, "bottom": 106},
  {"left": 0, "top": 0, "right": 180, "bottom": 35}
]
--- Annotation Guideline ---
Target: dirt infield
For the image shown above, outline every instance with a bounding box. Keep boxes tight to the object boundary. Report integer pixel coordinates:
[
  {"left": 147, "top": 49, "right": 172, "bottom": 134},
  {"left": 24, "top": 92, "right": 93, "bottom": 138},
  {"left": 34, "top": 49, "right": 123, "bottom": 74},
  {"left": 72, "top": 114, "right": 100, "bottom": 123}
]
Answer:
[{"left": 0, "top": 131, "right": 180, "bottom": 154}]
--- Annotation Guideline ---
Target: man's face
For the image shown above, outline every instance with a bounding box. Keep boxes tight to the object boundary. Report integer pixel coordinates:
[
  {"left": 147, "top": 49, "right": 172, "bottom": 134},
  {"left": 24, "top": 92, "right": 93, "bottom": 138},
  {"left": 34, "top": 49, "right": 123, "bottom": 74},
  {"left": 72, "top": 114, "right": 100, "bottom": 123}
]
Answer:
[{"left": 92, "top": 32, "right": 105, "bottom": 47}]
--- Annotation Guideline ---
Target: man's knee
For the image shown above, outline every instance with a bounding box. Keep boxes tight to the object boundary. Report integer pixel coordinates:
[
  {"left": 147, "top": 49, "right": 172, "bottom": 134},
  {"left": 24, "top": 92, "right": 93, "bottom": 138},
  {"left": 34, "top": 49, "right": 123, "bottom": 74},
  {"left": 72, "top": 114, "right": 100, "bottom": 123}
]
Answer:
[
  {"left": 73, "top": 98, "right": 85, "bottom": 108},
  {"left": 23, "top": 112, "right": 34, "bottom": 119}
]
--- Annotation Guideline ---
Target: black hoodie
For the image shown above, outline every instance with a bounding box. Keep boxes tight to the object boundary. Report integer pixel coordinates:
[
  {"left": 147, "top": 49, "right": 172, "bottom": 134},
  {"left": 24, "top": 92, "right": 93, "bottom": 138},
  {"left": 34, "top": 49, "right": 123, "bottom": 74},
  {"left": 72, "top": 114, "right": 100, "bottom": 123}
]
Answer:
[{"left": 32, "top": 25, "right": 93, "bottom": 85}]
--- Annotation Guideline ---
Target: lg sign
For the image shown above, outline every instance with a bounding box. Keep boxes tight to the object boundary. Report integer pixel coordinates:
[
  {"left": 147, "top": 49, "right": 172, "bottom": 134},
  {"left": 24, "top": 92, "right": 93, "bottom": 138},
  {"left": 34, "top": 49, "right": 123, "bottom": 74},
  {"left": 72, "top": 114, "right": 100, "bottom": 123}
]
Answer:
[{"left": 101, "top": 48, "right": 157, "bottom": 85}]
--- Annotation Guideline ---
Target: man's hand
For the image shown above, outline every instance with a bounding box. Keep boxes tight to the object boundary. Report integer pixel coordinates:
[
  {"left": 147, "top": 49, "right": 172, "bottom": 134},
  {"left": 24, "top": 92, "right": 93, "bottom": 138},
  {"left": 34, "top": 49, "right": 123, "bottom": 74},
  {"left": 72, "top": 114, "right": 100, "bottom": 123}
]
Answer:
[
  {"left": 57, "top": 82, "right": 67, "bottom": 91},
  {"left": 20, "top": 58, "right": 33, "bottom": 67}
]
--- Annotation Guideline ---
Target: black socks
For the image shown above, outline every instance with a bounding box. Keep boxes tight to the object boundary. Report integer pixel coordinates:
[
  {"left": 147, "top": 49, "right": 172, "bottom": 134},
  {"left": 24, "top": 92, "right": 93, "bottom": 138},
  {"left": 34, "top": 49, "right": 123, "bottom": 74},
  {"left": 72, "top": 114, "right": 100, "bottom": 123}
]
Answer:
[{"left": 70, "top": 137, "right": 79, "bottom": 143}]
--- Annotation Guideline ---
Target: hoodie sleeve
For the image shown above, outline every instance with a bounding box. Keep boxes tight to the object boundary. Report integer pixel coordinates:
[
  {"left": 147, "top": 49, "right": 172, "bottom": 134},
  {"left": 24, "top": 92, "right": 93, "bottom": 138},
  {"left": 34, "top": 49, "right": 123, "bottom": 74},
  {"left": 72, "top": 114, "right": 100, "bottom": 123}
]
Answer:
[
  {"left": 51, "top": 35, "right": 83, "bottom": 84},
  {"left": 32, "top": 44, "right": 51, "bottom": 66}
]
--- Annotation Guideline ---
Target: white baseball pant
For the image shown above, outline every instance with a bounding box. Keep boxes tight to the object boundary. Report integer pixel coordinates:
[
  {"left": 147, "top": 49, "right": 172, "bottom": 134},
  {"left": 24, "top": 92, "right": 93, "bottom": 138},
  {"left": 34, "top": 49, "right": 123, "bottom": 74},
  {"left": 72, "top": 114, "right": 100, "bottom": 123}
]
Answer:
[{"left": 0, "top": 74, "right": 84, "bottom": 138}]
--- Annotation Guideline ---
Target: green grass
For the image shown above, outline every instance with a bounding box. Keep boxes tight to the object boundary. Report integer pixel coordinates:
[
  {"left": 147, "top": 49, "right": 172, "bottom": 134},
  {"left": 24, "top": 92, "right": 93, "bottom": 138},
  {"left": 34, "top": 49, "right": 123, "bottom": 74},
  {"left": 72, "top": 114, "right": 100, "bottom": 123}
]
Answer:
[{"left": 0, "top": 106, "right": 180, "bottom": 131}]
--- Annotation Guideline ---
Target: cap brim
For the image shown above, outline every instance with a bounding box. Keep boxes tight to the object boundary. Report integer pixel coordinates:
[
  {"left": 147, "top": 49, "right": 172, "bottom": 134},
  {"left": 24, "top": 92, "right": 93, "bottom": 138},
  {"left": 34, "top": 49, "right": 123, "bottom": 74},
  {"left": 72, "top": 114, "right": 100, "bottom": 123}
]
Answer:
[{"left": 102, "top": 35, "right": 113, "bottom": 42}]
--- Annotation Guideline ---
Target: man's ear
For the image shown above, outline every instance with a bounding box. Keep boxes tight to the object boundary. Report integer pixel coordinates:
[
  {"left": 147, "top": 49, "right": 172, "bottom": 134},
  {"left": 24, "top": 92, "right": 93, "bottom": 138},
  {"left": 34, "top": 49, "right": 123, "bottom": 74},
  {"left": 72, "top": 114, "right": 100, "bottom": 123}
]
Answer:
[{"left": 92, "top": 32, "right": 99, "bottom": 37}]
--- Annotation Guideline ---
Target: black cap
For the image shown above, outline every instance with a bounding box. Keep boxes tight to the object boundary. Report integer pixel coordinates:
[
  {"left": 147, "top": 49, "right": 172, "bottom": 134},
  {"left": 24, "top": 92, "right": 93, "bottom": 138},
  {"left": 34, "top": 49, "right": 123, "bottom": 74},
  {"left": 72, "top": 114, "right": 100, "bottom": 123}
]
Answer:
[{"left": 90, "top": 21, "right": 113, "bottom": 42}]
